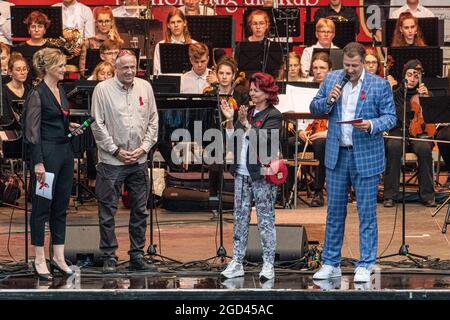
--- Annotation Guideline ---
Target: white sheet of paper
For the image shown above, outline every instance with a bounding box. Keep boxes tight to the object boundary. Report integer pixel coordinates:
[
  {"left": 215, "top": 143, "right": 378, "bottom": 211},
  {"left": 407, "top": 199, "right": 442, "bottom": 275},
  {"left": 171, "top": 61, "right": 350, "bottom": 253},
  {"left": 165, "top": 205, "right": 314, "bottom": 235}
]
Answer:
[
  {"left": 35, "top": 172, "right": 54, "bottom": 200},
  {"left": 275, "top": 85, "right": 319, "bottom": 113}
]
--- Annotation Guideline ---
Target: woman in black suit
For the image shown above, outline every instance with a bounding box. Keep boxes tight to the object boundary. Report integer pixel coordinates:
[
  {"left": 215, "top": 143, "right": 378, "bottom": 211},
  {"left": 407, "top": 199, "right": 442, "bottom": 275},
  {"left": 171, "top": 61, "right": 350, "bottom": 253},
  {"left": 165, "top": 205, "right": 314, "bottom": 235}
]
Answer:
[{"left": 24, "top": 48, "right": 81, "bottom": 280}]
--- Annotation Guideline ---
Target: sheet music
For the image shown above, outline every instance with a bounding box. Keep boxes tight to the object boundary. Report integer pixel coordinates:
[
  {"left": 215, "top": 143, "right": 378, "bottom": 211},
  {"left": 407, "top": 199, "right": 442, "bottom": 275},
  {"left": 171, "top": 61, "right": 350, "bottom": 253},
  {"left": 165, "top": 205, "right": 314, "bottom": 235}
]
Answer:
[{"left": 275, "top": 85, "right": 319, "bottom": 113}]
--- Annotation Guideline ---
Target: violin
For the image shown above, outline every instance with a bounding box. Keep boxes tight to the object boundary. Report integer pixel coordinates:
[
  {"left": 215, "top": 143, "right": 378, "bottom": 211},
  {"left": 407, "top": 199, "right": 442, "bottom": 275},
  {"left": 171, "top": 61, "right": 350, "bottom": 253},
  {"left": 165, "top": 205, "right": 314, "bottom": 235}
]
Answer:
[
  {"left": 305, "top": 119, "right": 328, "bottom": 135},
  {"left": 408, "top": 65, "right": 436, "bottom": 138}
]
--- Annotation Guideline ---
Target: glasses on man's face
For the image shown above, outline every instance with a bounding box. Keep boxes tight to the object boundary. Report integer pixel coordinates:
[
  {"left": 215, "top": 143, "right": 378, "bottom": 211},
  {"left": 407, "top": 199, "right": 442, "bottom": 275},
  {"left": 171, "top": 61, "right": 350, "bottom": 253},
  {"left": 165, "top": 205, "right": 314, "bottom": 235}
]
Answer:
[
  {"left": 251, "top": 21, "right": 266, "bottom": 27},
  {"left": 97, "top": 20, "right": 112, "bottom": 25}
]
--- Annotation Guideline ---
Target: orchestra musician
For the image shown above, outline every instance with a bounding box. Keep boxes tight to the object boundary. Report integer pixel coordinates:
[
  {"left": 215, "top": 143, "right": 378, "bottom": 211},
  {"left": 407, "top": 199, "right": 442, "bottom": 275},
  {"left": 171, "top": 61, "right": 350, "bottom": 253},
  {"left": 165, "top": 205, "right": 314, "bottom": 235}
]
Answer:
[
  {"left": 383, "top": 59, "right": 436, "bottom": 208},
  {"left": 313, "top": 0, "right": 360, "bottom": 35},
  {"left": 390, "top": 0, "right": 435, "bottom": 19},
  {"left": 0, "top": 0, "right": 13, "bottom": 45},
  {"left": 364, "top": 47, "right": 398, "bottom": 88},
  {"left": 277, "top": 52, "right": 307, "bottom": 82},
  {"left": 153, "top": 8, "right": 197, "bottom": 75},
  {"left": 99, "top": 39, "right": 121, "bottom": 66},
  {"left": 180, "top": 0, "right": 215, "bottom": 16},
  {"left": 79, "top": 6, "right": 123, "bottom": 77},
  {"left": 87, "top": 61, "right": 115, "bottom": 81},
  {"left": 113, "top": 0, "right": 141, "bottom": 18},
  {"left": 391, "top": 12, "right": 427, "bottom": 47},
  {"left": 1, "top": 42, "right": 10, "bottom": 75},
  {"left": 24, "top": 48, "right": 83, "bottom": 280},
  {"left": 180, "top": 42, "right": 211, "bottom": 94},
  {"left": 301, "top": 18, "right": 339, "bottom": 77}
]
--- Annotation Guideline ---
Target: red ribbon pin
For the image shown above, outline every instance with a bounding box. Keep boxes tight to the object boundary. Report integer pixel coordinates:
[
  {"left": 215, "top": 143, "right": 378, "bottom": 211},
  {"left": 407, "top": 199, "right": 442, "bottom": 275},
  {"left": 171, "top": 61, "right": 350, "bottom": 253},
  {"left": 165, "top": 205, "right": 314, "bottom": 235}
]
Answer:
[
  {"left": 361, "top": 90, "right": 366, "bottom": 101},
  {"left": 139, "top": 96, "right": 144, "bottom": 107}
]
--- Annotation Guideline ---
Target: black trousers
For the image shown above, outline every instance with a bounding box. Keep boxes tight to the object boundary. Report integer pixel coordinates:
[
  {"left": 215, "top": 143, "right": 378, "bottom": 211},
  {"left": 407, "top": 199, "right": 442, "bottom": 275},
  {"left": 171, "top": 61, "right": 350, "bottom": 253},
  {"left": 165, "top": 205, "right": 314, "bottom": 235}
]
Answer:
[
  {"left": 287, "top": 136, "right": 326, "bottom": 192},
  {"left": 30, "top": 142, "right": 74, "bottom": 246},
  {"left": 436, "top": 126, "right": 450, "bottom": 170},
  {"left": 96, "top": 162, "right": 149, "bottom": 259},
  {"left": 384, "top": 138, "right": 435, "bottom": 201}
]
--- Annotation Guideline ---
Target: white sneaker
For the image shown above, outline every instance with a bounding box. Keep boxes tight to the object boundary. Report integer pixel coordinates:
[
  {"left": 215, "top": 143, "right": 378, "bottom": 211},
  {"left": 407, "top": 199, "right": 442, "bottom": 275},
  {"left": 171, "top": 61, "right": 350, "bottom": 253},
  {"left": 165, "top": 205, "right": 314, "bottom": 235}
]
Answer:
[
  {"left": 354, "top": 266, "right": 373, "bottom": 283},
  {"left": 312, "top": 265, "right": 342, "bottom": 280},
  {"left": 259, "top": 263, "right": 274, "bottom": 281},
  {"left": 221, "top": 260, "right": 244, "bottom": 279}
]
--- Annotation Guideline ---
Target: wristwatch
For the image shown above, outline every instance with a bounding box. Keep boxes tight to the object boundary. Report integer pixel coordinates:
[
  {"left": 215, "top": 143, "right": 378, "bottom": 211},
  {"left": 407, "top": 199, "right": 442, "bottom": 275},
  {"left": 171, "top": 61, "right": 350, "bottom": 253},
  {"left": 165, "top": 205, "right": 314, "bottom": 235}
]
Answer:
[
  {"left": 112, "top": 148, "right": 121, "bottom": 157},
  {"left": 244, "top": 121, "right": 251, "bottom": 130}
]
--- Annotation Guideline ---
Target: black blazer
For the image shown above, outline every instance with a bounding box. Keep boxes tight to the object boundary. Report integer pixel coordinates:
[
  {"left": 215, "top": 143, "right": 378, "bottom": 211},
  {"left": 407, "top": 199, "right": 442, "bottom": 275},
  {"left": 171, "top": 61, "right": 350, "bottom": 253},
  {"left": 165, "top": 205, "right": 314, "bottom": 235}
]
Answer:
[{"left": 229, "top": 105, "right": 282, "bottom": 181}]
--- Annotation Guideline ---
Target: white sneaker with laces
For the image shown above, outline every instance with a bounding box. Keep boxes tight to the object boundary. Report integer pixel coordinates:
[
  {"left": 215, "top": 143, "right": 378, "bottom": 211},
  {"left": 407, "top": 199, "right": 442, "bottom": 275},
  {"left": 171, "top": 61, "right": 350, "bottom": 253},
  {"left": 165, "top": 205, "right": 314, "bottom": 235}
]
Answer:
[
  {"left": 312, "top": 265, "right": 342, "bottom": 280},
  {"left": 354, "top": 266, "right": 372, "bottom": 283},
  {"left": 259, "top": 263, "right": 274, "bottom": 281},
  {"left": 221, "top": 260, "right": 244, "bottom": 279}
]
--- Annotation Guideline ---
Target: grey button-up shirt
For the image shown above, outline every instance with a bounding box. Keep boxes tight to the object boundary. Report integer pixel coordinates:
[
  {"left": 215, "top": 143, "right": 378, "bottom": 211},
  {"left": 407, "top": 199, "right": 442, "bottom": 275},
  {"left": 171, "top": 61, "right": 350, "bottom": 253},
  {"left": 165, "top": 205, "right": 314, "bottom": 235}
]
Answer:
[{"left": 91, "top": 76, "right": 159, "bottom": 166}]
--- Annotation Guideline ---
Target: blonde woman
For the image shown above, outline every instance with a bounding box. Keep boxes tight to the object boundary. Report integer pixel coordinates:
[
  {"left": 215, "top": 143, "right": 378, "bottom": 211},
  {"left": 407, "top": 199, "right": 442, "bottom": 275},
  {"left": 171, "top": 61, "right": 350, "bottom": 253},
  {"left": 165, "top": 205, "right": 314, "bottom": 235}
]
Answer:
[
  {"left": 88, "top": 61, "right": 114, "bottom": 81},
  {"left": 24, "top": 48, "right": 82, "bottom": 281}
]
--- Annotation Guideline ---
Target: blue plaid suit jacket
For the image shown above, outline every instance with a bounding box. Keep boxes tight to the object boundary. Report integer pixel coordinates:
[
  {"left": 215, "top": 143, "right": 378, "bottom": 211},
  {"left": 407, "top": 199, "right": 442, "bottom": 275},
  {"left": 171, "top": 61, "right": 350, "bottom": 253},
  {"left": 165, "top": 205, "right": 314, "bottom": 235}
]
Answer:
[{"left": 310, "top": 70, "right": 397, "bottom": 178}]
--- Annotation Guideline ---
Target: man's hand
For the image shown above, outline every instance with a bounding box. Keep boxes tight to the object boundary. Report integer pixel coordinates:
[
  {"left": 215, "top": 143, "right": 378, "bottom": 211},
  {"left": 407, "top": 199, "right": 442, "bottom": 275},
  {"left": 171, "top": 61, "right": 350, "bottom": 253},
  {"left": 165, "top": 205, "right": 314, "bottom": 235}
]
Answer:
[
  {"left": 129, "top": 148, "right": 146, "bottom": 163},
  {"left": 298, "top": 130, "right": 308, "bottom": 143},
  {"left": 327, "top": 84, "right": 343, "bottom": 105},
  {"left": 353, "top": 120, "right": 371, "bottom": 132},
  {"left": 116, "top": 149, "right": 133, "bottom": 164}
]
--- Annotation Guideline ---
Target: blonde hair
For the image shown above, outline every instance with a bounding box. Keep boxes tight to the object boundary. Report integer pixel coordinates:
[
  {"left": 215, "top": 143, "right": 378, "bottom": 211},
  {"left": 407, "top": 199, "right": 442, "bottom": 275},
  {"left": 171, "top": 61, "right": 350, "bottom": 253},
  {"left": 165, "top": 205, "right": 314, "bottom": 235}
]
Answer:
[
  {"left": 92, "top": 61, "right": 114, "bottom": 80},
  {"left": 33, "top": 48, "right": 66, "bottom": 78},
  {"left": 316, "top": 18, "right": 335, "bottom": 33},
  {"left": 8, "top": 52, "right": 28, "bottom": 71}
]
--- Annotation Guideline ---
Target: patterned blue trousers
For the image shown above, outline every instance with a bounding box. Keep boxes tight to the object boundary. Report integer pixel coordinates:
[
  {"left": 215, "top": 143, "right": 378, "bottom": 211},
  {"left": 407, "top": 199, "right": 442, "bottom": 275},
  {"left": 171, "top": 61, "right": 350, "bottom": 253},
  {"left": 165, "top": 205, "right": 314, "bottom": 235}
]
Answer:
[
  {"left": 232, "top": 174, "right": 278, "bottom": 265},
  {"left": 323, "top": 148, "right": 380, "bottom": 269}
]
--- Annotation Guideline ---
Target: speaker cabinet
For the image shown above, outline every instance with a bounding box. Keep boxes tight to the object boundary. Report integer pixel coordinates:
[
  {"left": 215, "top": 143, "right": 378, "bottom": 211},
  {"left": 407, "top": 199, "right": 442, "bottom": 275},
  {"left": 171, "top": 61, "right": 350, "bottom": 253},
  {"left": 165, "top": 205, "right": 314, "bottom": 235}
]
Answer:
[
  {"left": 64, "top": 225, "right": 102, "bottom": 266},
  {"left": 245, "top": 224, "right": 308, "bottom": 262}
]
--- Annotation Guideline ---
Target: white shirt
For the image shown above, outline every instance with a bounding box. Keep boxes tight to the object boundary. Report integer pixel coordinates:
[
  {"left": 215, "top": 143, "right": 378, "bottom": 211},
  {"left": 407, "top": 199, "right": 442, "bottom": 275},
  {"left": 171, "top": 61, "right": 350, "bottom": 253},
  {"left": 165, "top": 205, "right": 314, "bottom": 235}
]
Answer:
[
  {"left": 340, "top": 69, "right": 365, "bottom": 147},
  {"left": 0, "top": 1, "right": 13, "bottom": 45},
  {"left": 179, "top": 5, "right": 215, "bottom": 16},
  {"left": 180, "top": 68, "right": 211, "bottom": 94},
  {"left": 390, "top": 4, "right": 435, "bottom": 19},
  {"left": 112, "top": 6, "right": 140, "bottom": 18},
  {"left": 52, "top": 1, "right": 95, "bottom": 39},
  {"left": 153, "top": 38, "right": 197, "bottom": 75},
  {"left": 301, "top": 42, "right": 339, "bottom": 77}
]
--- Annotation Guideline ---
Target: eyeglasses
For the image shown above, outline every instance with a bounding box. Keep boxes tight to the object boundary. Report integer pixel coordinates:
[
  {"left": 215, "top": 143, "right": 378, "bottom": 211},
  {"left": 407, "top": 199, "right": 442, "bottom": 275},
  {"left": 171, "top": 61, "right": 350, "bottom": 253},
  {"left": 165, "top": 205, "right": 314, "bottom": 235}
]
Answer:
[
  {"left": 103, "top": 50, "right": 120, "bottom": 56},
  {"left": 97, "top": 20, "right": 112, "bottom": 25},
  {"left": 251, "top": 22, "right": 267, "bottom": 27}
]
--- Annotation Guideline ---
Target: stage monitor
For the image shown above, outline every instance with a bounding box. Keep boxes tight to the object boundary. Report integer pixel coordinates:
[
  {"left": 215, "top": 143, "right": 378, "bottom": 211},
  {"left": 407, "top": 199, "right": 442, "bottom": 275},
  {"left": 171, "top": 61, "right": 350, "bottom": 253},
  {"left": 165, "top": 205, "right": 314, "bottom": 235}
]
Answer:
[
  {"left": 186, "top": 15, "right": 234, "bottom": 48},
  {"left": 242, "top": 7, "right": 301, "bottom": 39},
  {"left": 383, "top": 18, "right": 444, "bottom": 48},
  {"left": 11, "top": 6, "right": 62, "bottom": 38},
  {"left": 303, "top": 21, "right": 355, "bottom": 48},
  {"left": 387, "top": 47, "right": 443, "bottom": 80}
]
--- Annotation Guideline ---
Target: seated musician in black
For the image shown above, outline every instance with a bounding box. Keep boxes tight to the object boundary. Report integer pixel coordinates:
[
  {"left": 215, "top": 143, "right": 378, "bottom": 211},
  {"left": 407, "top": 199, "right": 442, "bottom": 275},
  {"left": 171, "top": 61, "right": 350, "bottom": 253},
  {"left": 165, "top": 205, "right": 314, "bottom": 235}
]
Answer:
[
  {"left": 287, "top": 52, "right": 331, "bottom": 207},
  {"left": 383, "top": 60, "right": 435, "bottom": 208},
  {"left": 1, "top": 53, "right": 30, "bottom": 126},
  {"left": 314, "top": 0, "right": 359, "bottom": 36}
]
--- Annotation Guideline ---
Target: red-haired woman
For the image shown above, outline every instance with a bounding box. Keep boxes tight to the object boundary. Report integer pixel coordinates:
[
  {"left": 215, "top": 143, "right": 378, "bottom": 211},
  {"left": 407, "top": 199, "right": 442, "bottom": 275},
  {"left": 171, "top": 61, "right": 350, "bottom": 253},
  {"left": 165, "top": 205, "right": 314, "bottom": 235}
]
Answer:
[
  {"left": 220, "top": 72, "right": 282, "bottom": 282},
  {"left": 391, "top": 12, "right": 426, "bottom": 47},
  {"left": 153, "top": 8, "right": 196, "bottom": 75},
  {"left": 79, "top": 6, "right": 123, "bottom": 77},
  {"left": 14, "top": 11, "right": 55, "bottom": 83}
]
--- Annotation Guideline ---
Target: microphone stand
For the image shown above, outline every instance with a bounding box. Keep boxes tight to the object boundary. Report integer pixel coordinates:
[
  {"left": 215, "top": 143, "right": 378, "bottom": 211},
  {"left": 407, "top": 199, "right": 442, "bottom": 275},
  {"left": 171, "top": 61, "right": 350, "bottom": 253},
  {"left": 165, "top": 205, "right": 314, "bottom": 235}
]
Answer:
[{"left": 378, "top": 81, "right": 428, "bottom": 266}]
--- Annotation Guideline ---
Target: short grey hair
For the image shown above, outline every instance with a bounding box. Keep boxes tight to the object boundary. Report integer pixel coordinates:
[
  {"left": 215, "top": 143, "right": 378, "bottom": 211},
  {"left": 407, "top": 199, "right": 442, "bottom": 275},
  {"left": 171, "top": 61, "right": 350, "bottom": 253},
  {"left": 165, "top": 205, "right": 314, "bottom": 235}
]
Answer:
[{"left": 115, "top": 50, "right": 137, "bottom": 66}]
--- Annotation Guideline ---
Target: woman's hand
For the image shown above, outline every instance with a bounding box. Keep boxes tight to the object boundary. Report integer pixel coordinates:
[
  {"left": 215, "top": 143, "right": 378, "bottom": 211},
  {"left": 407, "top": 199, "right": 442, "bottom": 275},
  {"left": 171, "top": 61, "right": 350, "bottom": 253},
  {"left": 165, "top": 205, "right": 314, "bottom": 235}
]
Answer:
[
  {"left": 220, "top": 99, "right": 234, "bottom": 120},
  {"left": 238, "top": 105, "right": 248, "bottom": 126},
  {"left": 298, "top": 130, "right": 308, "bottom": 143},
  {"left": 309, "top": 130, "right": 327, "bottom": 142},
  {"left": 69, "top": 122, "right": 83, "bottom": 136},
  {"left": 386, "top": 75, "right": 398, "bottom": 88},
  {"left": 34, "top": 163, "right": 46, "bottom": 184}
]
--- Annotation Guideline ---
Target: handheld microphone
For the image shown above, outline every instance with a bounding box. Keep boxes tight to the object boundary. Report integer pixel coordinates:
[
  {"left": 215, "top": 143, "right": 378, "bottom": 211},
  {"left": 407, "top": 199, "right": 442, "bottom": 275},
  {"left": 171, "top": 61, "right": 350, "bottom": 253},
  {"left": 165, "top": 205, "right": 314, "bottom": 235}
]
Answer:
[
  {"left": 68, "top": 115, "right": 95, "bottom": 138},
  {"left": 327, "top": 74, "right": 350, "bottom": 106}
]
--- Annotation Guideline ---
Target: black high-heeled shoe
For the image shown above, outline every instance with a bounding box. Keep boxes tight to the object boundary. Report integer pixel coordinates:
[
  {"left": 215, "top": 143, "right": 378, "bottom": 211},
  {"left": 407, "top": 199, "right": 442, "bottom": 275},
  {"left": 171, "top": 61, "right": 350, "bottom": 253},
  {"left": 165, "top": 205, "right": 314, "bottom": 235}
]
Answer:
[
  {"left": 50, "top": 259, "right": 74, "bottom": 277},
  {"left": 32, "top": 261, "right": 53, "bottom": 281}
]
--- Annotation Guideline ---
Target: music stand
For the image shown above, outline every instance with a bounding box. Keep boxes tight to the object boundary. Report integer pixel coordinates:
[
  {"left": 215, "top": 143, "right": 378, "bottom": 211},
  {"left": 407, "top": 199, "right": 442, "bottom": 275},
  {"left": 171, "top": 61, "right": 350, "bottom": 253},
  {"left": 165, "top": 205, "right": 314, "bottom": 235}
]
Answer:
[
  {"left": 84, "top": 49, "right": 101, "bottom": 78},
  {"left": 159, "top": 43, "right": 191, "bottom": 74},
  {"left": 149, "top": 75, "right": 181, "bottom": 94},
  {"left": 11, "top": 6, "right": 62, "bottom": 38},
  {"left": 387, "top": 47, "right": 443, "bottom": 81},
  {"left": 236, "top": 41, "right": 283, "bottom": 79},
  {"left": 310, "top": 48, "right": 343, "bottom": 76},
  {"left": 382, "top": 18, "right": 444, "bottom": 48},
  {"left": 186, "top": 16, "right": 234, "bottom": 49},
  {"left": 303, "top": 21, "right": 355, "bottom": 48},
  {"left": 242, "top": 7, "right": 301, "bottom": 38},
  {"left": 422, "top": 96, "right": 450, "bottom": 233}
]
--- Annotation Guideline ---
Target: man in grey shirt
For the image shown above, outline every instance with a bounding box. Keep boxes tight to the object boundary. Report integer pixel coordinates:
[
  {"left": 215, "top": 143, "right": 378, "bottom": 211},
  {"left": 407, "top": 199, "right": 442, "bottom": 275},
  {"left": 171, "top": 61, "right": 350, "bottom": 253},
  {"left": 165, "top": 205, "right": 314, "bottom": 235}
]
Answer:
[{"left": 91, "top": 49, "right": 159, "bottom": 273}]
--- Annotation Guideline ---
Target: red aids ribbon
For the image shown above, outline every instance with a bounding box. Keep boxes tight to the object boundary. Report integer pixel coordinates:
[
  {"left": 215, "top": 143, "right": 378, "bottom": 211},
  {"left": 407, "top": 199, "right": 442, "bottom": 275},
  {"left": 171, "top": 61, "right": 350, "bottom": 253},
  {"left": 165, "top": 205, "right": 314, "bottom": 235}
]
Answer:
[{"left": 139, "top": 96, "right": 144, "bottom": 107}]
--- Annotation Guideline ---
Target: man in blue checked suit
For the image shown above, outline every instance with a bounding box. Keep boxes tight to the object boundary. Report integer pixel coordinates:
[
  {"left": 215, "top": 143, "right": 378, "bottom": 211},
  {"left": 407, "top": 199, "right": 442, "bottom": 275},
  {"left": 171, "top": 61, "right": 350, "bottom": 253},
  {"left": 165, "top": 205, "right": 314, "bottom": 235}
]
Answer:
[{"left": 310, "top": 42, "right": 397, "bottom": 283}]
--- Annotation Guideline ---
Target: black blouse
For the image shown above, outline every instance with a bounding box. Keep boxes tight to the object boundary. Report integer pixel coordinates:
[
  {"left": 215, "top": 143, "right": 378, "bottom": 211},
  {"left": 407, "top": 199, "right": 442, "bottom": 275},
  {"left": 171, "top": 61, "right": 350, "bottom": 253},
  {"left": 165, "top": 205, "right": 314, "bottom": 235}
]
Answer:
[
  {"left": 0, "top": 83, "right": 30, "bottom": 127},
  {"left": 23, "top": 81, "right": 71, "bottom": 164},
  {"left": 13, "top": 42, "right": 56, "bottom": 84}
]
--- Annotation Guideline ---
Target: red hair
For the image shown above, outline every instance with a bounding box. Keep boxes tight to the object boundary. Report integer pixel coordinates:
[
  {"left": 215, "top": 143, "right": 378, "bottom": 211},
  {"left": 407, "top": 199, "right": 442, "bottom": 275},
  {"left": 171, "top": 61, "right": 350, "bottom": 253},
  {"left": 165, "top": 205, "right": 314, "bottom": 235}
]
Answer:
[
  {"left": 249, "top": 72, "right": 279, "bottom": 106},
  {"left": 24, "top": 11, "right": 51, "bottom": 30},
  {"left": 391, "top": 12, "right": 426, "bottom": 47}
]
